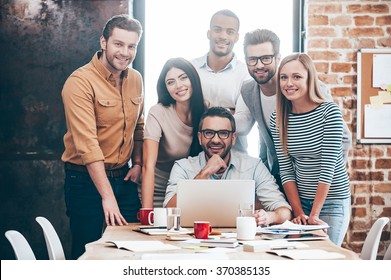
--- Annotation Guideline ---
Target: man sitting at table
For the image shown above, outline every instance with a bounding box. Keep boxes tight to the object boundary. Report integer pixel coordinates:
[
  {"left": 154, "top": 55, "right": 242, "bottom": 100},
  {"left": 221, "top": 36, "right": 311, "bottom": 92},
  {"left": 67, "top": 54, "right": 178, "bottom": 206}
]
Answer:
[{"left": 163, "top": 106, "right": 291, "bottom": 226}]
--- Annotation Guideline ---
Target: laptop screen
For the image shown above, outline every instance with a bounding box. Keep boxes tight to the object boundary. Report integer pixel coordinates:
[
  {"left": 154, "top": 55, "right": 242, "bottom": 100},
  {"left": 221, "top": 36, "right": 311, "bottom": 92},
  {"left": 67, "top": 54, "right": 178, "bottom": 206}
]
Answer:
[{"left": 177, "top": 179, "right": 255, "bottom": 227}]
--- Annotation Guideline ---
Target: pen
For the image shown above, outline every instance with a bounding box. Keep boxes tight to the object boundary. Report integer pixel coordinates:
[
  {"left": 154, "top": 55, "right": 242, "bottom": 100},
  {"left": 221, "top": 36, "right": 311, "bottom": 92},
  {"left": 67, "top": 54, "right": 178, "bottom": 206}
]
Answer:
[
  {"left": 271, "top": 246, "right": 296, "bottom": 250},
  {"left": 140, "top": 226, "right": 167, "bottom": 229}
]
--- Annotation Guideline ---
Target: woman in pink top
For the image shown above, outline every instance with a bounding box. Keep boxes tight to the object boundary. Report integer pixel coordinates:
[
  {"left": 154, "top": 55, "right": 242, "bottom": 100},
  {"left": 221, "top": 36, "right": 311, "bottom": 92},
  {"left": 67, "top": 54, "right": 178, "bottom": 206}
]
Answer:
[{"left": 141, "top": 58, "right": 206, "bottom": 207}]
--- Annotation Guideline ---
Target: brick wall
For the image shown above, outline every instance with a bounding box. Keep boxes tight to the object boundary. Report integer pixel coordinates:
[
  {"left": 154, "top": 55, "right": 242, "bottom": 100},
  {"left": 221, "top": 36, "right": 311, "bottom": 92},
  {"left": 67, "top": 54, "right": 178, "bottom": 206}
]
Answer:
[{"left": 305, "top": 0, "right": 391, "bottom": 258}]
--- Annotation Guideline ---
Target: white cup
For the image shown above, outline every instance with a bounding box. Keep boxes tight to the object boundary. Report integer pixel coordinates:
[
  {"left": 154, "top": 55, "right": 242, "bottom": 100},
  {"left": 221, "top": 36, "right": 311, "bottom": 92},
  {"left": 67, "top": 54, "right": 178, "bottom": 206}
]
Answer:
[
  {"left": 236, "top": 216, "right": 257, "bottom": 240},
  {"left": 151, "top": 207, "right": 167, "bottom": 227}
]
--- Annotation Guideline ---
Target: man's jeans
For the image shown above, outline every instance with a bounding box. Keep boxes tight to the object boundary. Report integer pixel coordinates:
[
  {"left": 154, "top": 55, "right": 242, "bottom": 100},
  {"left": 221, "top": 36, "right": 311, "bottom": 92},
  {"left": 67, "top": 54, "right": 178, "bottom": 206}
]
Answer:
[{"left": 64, "top": 169, "right": 141, "bottom": 259}]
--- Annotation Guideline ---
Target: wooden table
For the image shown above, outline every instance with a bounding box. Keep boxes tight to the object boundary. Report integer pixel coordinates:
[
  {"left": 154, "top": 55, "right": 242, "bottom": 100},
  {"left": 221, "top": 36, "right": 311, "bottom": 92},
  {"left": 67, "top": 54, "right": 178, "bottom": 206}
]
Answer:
[{"left": 79, "top": 223, "right": 359, "bottom": 260}]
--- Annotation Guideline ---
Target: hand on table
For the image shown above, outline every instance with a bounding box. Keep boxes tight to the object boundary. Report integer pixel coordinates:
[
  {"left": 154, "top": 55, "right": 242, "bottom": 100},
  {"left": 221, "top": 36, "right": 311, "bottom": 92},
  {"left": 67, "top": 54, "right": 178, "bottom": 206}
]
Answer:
[
  {"left": 292, "top": 214, "right": 309, "bottom": 225},
  {"left": 102, "top": 196, "right": 128, "bottom": 226},
  {"left": 254, "top": 209, "right": 271, "bottom": 226}
]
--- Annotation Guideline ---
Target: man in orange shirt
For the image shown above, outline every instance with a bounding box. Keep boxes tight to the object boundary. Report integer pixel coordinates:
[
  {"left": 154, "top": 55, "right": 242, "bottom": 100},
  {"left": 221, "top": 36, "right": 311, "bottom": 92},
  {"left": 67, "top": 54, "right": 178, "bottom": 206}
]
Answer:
[{"left": 61, "top": 14, "right": 144, "bottom": 259}]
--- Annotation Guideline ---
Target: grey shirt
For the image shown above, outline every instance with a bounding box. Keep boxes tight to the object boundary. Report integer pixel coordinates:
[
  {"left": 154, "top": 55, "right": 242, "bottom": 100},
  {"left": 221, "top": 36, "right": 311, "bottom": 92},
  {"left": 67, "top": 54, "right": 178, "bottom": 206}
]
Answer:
[{"left": 163, "top": 150, "right": 291, "bottom": 212}]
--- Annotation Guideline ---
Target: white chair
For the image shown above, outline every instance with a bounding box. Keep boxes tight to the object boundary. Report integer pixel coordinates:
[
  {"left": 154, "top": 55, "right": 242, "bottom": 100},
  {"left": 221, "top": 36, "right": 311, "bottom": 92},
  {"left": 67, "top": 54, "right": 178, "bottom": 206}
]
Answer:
[
  {"left": 5, "top": 230, "right": 36, "bottom": 260},
  {"left": 35, "top": 216, "right": 65, "bottom": 260},
  {"left": 361, "top": 217, "right": 389, "bottom": 260},
  {"left": 383, "top": 242, "right": 391, "bottom": 260}
]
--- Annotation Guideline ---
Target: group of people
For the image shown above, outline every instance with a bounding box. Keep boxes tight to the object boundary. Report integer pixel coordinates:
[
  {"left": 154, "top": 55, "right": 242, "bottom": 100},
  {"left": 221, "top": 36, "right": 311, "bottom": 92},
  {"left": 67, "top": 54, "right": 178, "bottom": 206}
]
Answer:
[{"left": 61, "top": 11, "right": 352, "bottom": 259}]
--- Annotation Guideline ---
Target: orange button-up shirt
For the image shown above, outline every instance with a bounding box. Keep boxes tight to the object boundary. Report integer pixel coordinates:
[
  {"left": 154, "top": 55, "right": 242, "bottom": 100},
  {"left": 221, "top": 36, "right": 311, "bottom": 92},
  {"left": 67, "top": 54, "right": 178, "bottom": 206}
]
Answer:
[{"left": 61, "top": 51, "right": 144, "bottom": 169}]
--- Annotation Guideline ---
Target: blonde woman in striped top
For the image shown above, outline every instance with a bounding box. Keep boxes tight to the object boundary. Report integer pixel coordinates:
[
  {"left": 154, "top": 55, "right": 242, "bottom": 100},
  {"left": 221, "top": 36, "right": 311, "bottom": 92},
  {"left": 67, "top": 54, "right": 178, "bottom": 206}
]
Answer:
[{"left": 270, "top": 53, "right": 350, "bottom": 246}]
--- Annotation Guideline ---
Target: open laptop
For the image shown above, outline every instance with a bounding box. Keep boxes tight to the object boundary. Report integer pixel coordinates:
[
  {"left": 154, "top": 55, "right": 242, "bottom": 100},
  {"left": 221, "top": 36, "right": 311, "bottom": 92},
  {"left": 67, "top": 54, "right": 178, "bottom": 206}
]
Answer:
[{"left": 176, "top": 179, "right": 255, "bottom": 228}]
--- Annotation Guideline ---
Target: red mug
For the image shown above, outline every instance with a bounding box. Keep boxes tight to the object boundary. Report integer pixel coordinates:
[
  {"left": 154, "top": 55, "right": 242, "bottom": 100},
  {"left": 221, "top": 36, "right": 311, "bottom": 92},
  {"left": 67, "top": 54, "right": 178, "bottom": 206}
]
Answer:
[
  {"left": 137, "top": 208, "right": 154, "bottom": 225},
  {"left": 194, "top": 221, "right": 213, "bottom": 239}
]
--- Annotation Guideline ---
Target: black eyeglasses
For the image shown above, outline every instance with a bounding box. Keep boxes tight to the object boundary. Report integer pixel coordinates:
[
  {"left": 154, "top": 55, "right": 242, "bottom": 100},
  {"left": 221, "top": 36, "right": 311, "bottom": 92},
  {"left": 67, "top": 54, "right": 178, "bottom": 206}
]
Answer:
[
  {"left": 201, "top": 129, "right": 233, "bottom": 139},
  {"left": 246, "top": 54, "right": 275, "bottom": 66}
]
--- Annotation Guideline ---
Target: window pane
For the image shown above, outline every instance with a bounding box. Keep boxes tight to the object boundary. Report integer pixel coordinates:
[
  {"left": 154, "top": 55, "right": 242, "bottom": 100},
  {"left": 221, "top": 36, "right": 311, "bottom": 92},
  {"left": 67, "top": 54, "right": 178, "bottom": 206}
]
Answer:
[{"left": 145, "top": 0, "right": 294, "bottom": 156}]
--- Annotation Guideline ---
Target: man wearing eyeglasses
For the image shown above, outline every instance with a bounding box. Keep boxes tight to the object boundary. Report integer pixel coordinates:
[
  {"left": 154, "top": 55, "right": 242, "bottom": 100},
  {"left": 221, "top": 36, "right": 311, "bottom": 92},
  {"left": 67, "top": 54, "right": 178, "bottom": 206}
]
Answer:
[
  {"left": 234, "top": 29, "right": 352, "bottom": 189},
  {"left": 164, "top": 107, "right": 291, "bottom": 226}
]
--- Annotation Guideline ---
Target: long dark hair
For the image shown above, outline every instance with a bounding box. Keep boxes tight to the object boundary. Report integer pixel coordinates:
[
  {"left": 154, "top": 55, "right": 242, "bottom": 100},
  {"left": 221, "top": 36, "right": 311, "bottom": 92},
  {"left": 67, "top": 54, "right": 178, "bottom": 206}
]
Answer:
[{"left": 156, "top": 57, "right": 206, "bottom": 156}]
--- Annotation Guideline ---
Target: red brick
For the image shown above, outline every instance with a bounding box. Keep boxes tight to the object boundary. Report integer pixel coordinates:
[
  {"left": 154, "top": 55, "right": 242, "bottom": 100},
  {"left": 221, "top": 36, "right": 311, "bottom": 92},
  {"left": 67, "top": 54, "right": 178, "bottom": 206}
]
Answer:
[
  {"left": 355, "top": 197, "right": 367, "bottom": 205},
  {"left": 373, "top": 184, "right": 391, "bottom": 193},
  {"left": 318, "top": 74, "right": 338, "bottom": 84},
  {"left": 351, "top": 159, "right": 372, "bottom": 169},
  {"left": 343, "top": 75, "right": 357, "bottom": 84},
  {"left": 387, "top": 148, "right": 391, "bottom": 157},
  {"left": 354, "top": 15, "right": 375, "bottom": 26},
  {"left": 375, "top": 159, "right": 391, "bottom": 169},
  {"left": 331, "top": 62, "right": 353, "bottom": 73},
  {"left": 309, "top": 4, "right": 343, "bottom": 14},
  {"left": 331, "top": 38, "right": 352, "bottom": 49},
  {"left": 347, "top": 4, "right": 389, "bottom": 14},
  {"left": 346, "top": 52, "right": 358, "bottom": 62},
  {"left": 352, "top": 207, "right": 367, "bottom": 217},
  {"left": 351, "top": 220, "right": 369, "bottom": 230},
  {"left": 378, "top": 37, "right": 391, "bottom": 47},
  {"left": 380, "top": 207, "right": 391, "bottom": 216},
  {"left": 370, "top": 196, "right": 385, "bottom": 205},
  {"left": 308, "top": 15, "right": 329, "bottom": 26},
  {"left": 308, "top": 27, "right": 337, "bottom": 37},
  {"left": 331, "top": 87, "right": 354, "bottom": 97},
  {"left": 376, "top": 15, "right": 391, "bottom": 25},
  {"left": 308, "top": 39, "right": 329, "bottom": 49},
  {"left": 314, "top": 62, "right": 329, "bottom": 73},
  {"left": 358, "top": 38, "right": 376, "bottom": 49},
  {"left": 345, "top": 27, "right": 384, "bottom": 37},
  {"left": 350, "top": 171, "right": 384, "bottom": 181},
  {"left": 352, "top": 184, "right": 370, "bottom": 194},
  {"left": 352, "top": 146, "right": 385, "bottom": 157},
  {"left": 349, "top": 243, "right": 363, "bottom": 254},
  {"left": 387, "top": 27, "right": 391, "bottom": 35},
  {"left": 308, "top": 50, "right": 340, "bottom": 61},
  {"left": 351, "top": 231, "right": 367, "bottom": 243},
  {"left": 330, "top": 15, "right": 352, "bottom": 26}
]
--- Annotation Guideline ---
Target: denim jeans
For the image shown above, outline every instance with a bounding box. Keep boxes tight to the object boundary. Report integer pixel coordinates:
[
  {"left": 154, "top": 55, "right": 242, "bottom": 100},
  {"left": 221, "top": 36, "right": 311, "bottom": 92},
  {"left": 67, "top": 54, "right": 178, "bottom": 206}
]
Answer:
[
  {"left": 300, "top": 197, "right": 351, "bottom": 246},
  {"left": 64, "top": 169, "right": 141, "bottom": 259}
]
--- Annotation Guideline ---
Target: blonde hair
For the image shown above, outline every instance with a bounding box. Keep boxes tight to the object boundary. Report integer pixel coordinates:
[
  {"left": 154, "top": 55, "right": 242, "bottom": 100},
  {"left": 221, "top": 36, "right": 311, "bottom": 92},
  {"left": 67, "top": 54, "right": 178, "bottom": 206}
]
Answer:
[{"left": 276, "top": 53, "right": 326, "bottom": 153}]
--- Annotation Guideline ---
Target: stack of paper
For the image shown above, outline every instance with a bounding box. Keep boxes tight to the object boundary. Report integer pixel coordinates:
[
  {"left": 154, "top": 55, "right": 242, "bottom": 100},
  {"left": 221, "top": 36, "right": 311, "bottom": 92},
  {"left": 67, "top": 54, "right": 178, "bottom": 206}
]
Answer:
[
  {"left": 258, "top": 220, "right": 329, "bottom": 235},
  {"left": 199, "top": 238, "right": 239, "bottom": 248}
]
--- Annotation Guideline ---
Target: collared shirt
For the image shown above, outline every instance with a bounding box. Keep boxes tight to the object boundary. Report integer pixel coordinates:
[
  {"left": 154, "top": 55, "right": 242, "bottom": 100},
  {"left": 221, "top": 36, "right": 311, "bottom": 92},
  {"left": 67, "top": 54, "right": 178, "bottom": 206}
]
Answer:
[
  {"left": 61, "top": 51, "right": 144, "bottom": 169},
  {"left": 191, "top": 53, "right": 250, "bottom": 109},
  {"left": 163, "top": 150, "right": 291, "bottom": 211},
  {"left": 191, "top": 53, "right": 251, "bottom": 153}
]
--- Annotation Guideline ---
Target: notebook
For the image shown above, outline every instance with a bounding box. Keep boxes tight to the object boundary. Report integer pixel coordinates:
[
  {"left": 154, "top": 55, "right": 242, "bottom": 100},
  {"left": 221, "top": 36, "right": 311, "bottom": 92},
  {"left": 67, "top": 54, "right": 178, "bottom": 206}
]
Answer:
[{"left": 176, "top": 179, "right": 255, "bottom": 227}]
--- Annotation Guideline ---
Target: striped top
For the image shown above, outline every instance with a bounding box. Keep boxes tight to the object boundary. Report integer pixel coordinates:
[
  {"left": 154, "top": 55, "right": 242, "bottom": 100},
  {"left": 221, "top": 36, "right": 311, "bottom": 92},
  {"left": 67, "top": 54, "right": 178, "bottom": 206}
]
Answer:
[{"left": 270, "top": 102, "right": 350, "bottom": 200}]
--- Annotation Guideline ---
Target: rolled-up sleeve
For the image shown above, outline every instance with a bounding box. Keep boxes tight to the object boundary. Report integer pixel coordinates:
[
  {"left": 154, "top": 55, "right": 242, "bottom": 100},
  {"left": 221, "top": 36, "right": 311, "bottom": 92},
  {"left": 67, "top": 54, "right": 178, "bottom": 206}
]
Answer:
[{"left": 62, "top": 75, "right": 104, "bottom": 164}]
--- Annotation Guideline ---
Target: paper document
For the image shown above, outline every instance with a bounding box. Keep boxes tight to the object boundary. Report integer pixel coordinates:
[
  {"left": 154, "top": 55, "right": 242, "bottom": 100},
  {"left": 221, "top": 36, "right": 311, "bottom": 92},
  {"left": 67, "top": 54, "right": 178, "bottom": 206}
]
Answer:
[
  {"left": 364, "top": 104, "right": 391, "bottom": 138},
  {"left": 106, "top": 240, "right": 179, "bottom": 252},
  {"left": 242, "top": 240, "right": 309, "bottom": 252},
  {"left": 263, "top": 220, "right": 329, "bottom": 232},
  {"left": 373, "top": 54, "right": 391, "bottom": 87},
  {"left": 266, "top": 249, "right": 345, "bottom": 260},
  {"left": 141, "top": 253, "right": 229, "bottom": 260}
]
